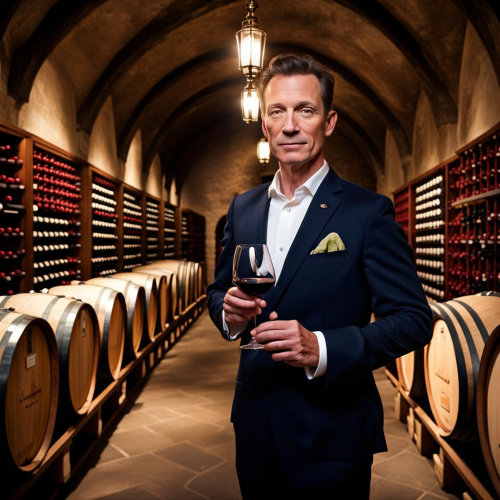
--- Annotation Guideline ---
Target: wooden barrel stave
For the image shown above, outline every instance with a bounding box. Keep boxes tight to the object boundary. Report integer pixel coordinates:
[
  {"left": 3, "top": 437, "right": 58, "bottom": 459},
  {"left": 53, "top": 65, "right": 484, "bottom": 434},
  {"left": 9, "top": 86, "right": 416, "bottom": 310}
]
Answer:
[
  {"left": 82, "top": 278, "right": 146, "bottom": 359},
  {"left": 112, "top": 273, "right": 158, "bottom": 340},
  {"left": 425, "top": 294, "right": 500, "bottom": 441},
  {"left": 134, "top": 266, "right": 178, "bottom": 321},
  {"left": 0, "top": 294, "right": 100, "bottom": 416},
  {"left": 0, "top": 309, "right": 58, "bottom": 472},
  {"left": 49, "top": 285, "right": 126, "bottom": 381},
  {"left": 396, "top": 347, "right": 427, "bottom": 401},
  {"left": 143, "top": 260, "right": 200, "bottom": 311},
  {"left": 477, "top": 324, "right": 500, "bottom": 497}
]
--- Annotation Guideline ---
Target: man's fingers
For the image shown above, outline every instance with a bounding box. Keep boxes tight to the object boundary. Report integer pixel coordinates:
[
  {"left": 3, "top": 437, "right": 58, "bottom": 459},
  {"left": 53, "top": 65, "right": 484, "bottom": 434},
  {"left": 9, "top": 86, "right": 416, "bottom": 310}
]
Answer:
[
  {"left": 269, "top": 311, "right": 278, "bottom": 321},
  {"left": 227, "top": 287, "right": 266, "bottom": 307},
  {"left": 252, "top": 320, "right": 296, "bottom": 335},
  {"left": 254, "top": 328, "right": 292, "bottom": 343},
  {"left": 225, "top": 294, "right": 262, "bottom": 310},
  {"left": 262, "top": 340, "right": 291, "bottom": 352},
  {"left": 271, "top": 351, "right": 295, "bottom": 362},
  {"left": 222, "top": 303, "right": 262, "bottom": 318}
]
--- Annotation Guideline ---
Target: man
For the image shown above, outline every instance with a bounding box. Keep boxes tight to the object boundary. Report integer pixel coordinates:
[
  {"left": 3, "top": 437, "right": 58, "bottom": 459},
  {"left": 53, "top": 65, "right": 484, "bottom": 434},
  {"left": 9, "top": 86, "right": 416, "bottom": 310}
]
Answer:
[{"left": 207, "top": 54, "right": 433, "bottom": 498}]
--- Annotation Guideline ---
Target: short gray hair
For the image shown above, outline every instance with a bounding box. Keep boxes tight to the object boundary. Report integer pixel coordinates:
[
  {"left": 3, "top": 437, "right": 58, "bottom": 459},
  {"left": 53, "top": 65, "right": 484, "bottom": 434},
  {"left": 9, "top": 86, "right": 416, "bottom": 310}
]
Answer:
[{"left": 256, "top": 54, "right": 335, "bottom": 116}]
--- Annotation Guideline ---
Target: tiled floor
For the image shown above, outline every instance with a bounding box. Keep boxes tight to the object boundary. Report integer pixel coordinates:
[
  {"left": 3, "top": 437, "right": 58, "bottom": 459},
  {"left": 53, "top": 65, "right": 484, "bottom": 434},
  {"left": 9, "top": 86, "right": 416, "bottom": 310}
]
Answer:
[{"left": 63, "top": 311, "right": 460, "bottom": 500}]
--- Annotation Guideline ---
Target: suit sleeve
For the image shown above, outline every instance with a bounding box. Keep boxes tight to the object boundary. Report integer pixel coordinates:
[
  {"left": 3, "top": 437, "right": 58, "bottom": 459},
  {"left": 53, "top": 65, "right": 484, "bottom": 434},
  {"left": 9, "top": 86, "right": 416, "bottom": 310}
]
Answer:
[
  {"left": 322, "top": 195, "right": 433, "bottom": 387},
  {"left": 207, "top": 196, "right": 238, "bottom": 340}
]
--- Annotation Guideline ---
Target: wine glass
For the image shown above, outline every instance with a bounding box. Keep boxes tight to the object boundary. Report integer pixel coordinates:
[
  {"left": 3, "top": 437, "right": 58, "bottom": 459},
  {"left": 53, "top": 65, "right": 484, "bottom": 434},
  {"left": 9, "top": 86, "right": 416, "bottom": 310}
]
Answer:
[{"left": 233, "top": 244, "right": 275, "bottom": 350}]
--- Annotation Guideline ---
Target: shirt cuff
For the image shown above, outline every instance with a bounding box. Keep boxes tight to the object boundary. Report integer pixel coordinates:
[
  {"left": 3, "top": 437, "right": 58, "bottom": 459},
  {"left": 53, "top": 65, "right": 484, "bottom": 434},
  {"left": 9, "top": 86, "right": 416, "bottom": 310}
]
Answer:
[
  {"left": 304, "top": 331, "right": 327, "bottom": 380},
  {"left": 222, "top": 309, "right": 248, "bottom": 340}
]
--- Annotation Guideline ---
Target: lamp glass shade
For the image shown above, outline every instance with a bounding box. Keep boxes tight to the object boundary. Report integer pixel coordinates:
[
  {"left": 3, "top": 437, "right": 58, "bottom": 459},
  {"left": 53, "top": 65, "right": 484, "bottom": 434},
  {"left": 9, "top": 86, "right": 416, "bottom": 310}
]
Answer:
[
  {"left": 236, "top": 27, "right": 266, "bottom": 79},
  {"left": 241, "top": 86, "right": 260, "bottom": 123},
  {"left": 257, "top": 138, "right": 270, "bottom": 163}
]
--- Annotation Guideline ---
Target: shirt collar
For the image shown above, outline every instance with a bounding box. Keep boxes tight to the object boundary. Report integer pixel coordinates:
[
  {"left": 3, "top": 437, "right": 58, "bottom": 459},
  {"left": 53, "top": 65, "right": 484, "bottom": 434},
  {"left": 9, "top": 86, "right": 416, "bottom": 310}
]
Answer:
[{"left": 268, "top": 160, "right": 330, "bottom": 199}]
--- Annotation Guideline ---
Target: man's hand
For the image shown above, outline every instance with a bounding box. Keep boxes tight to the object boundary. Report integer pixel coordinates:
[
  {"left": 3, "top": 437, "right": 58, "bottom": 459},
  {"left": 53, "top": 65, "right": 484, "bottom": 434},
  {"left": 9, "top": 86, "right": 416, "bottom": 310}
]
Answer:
[
  {"left": 223, "top": 287, "right": 266, "bottom": 323},
  {"left": 251, "top": 319, "right": 319, "bottom": 368}
]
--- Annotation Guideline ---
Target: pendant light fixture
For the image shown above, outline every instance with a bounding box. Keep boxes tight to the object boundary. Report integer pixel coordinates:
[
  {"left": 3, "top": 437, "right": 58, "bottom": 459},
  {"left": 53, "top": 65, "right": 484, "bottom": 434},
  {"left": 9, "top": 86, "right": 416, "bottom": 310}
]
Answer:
[
  {"left": 241, "top": 81, "right": 260, "bottom": 123},
  {"left": 256, "top": 138, "right": 270, "bottom": 163},
  {"left": 236, "top": 1, "right": 266, "bottom": 123}
]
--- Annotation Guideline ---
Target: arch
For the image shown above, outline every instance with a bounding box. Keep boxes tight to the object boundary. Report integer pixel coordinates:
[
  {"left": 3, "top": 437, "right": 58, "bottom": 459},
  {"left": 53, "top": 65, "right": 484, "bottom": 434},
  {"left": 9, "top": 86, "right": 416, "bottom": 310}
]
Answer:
[
  {"left": 77, "top": 0, "right": 239, "bottom": 132},
  {"left": 77, "top": 0, "right": 458, "bottom": 136},
  {"left": 8, "top": 0, "right": 108, "bottom": 103},
  {"left": 450, "top": 0, "right": 500, "bottom": 87},
  {"left": 118, "top": 43, "right": 411, "bottom": 163},
  {"left": 335, "top": 114, "right": 384, "bottom": 178},
  {"left": 333, "top": 0, "right": 457, "bottom": 127},
  {"left": 0, "top": 0, "right": 23, "bottom": 42},
  {"left": 144, "top": 79, "right": 243, "bottom": 174},
  {"left": 117, "top": 47, "right": 233, "bottom": 160}
]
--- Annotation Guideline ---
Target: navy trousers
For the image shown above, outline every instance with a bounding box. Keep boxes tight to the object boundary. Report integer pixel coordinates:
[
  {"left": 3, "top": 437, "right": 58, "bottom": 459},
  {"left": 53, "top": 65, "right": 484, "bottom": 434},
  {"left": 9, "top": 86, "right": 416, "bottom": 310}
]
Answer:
[{"left": 235, "top": 425, "right": 373, "bottom": 500}]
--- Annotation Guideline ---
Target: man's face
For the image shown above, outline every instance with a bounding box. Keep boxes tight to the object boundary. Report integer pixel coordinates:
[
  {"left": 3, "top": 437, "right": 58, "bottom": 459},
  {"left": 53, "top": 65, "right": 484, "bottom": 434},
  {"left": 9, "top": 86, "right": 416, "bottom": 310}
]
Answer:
[{"left": 261, "top": 74, "right": 337, "bottom": 168}]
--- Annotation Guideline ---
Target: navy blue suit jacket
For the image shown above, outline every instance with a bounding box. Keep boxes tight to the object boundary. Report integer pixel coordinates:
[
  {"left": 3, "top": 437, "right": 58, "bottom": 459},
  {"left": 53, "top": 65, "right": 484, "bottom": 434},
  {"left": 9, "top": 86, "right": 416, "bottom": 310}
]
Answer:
[{"left": 207, "top": 167, "right": 433, "bottom": 463}]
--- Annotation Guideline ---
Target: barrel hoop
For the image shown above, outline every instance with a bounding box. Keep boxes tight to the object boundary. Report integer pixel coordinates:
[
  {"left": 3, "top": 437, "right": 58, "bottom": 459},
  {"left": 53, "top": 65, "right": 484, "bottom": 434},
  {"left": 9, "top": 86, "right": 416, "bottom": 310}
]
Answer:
[
  {"left": 479, "top": 291, "right": 500, "bottom": 297},
  {"left": 431, "top": 302, "right": 469, "bottom": 431},
  {"left": 0, "top": 297, "right": 10, "bottom": 308},
  {"left": 57, "top": 302, "right": 79, "bottom": 407},
  {"left": 95, "top": 286, "right": 106, "bottom": 307},
  {"left": 42, "top": 296, "right": 62, "bottom": 322},
  {"left": 441, "top": 301, "right": 480, "bottom": 399},
  {"left": 0, "top": 313, "right": 27, "bottom": 359},
  {"left": 0, "top": 314, "right": 30, "bottom": 465},
  {"left": 454, "top": 298, "right": 498, "bottom": 343}
]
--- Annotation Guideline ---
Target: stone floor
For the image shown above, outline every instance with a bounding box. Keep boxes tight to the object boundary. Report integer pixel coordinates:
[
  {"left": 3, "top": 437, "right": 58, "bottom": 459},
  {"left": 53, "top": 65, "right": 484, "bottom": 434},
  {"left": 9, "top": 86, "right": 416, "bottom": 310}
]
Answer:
[{"left": 63, "top": 310, "right": 461, "bottom": 500}]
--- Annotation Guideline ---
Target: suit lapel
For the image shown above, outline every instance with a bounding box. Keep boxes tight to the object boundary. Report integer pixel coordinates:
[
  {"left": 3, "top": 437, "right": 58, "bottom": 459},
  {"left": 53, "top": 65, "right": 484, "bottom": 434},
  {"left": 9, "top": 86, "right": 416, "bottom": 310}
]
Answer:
[
  {"left": 269, "top": 168, "right": 344, "bottom": 309},
  {"left": 251, "top": 185, "right": 272, "bottom": 244}
]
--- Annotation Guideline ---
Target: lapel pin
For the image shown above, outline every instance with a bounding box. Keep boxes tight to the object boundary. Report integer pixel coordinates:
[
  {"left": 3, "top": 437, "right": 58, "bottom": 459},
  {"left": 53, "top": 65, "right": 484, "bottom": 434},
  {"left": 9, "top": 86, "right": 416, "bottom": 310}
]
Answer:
[{"left": 320, "top": 204, "right": 328, "bottom": 209}]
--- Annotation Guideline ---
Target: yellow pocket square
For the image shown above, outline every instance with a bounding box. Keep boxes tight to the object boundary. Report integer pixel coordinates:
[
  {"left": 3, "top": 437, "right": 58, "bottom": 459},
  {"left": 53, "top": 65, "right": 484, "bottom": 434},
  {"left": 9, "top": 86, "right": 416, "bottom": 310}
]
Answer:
[{"left": 310, "top": 232, "right": 346, "bottom": 254}]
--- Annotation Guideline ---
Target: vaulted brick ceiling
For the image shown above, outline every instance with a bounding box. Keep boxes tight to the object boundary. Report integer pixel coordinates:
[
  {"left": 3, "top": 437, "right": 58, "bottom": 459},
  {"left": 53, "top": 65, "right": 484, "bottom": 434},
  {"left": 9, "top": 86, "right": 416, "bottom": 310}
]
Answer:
[{"left": 2, "top": 0, "right": 499, "bottom": 181}]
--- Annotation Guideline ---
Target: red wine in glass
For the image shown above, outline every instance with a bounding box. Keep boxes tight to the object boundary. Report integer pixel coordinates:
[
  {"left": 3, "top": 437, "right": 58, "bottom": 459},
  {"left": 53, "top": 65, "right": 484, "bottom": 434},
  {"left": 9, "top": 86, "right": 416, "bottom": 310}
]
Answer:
[
  {"left": 233, "top": 244, "right": 275, "bottom": 350},
  {"left": 233, "top": 277, "right": 275, "bottom": 296}
]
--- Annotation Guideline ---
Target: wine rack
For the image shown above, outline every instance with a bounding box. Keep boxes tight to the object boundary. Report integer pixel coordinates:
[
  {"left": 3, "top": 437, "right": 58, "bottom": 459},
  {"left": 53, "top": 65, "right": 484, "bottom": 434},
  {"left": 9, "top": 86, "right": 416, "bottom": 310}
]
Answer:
[
  {"left": 414, "top": 170, "right": 446, "bottom": 301},
  {"left": 91, "top": 174, "right": 119, "bottom": 277},
  {"left": 394, "top": 187, "right": 410, "bottom": 236},
  {"left": 123, "top": 189, "right": 143, "bottom": 270},
  {"left": 32, "top": 147, "right": 82, "bottom": 289},
  {"left": 0, "top": 134, "right": 26, "bottom": 295},
  {"left": 164, "top": 202, "right": 176, "bottom": 258},
  {"left": 181, "top": 211, "right": 188, "bottom": 259},
  {"left": 447, "top": 133, "right": 500, "bottom": 298},
  {"left": 187, "top": 211, "right": 206, "bottom": 263},
  {"left": 145, "top": 197, "right": 159, "bottom": 264}
]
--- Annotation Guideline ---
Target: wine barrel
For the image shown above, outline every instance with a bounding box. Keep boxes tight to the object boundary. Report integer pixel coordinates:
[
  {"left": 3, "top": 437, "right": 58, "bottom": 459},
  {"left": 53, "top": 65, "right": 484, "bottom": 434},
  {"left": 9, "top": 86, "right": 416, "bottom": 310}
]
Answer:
[
  {"left": 75, "top": 278, "right": 146, "bottom": 359},
  {"left": 0, "top": 294, "right": 99, "bottom": 416},
  {"left": 395, "top": 296, "right": 435, "bottom": 401},
  {"left": 477, "top": 324, "right": 500, "bottom": 497},
  {"left": 396, "top": 347, "right": 427, "bottom": 401},
  {"left": 0, "top": 308, "right": 58, "bottom": 472},
  {"left": 128, "top": 272, "right": 168, "bottom": 330},
  {"left": 425, "top": 293, "right": 500, "bottom": 441},
  {"left": 145, "top": 260, "right": 198, "bottom": 310},
  {"left": 134, "top": 266, "right": 178, "bottom": 321},
  {"left": 112, "top": 273, "right": 159, "bottom": 339},
  {"left": 49, "top": 285, "right": 125, "bottom": 380}
]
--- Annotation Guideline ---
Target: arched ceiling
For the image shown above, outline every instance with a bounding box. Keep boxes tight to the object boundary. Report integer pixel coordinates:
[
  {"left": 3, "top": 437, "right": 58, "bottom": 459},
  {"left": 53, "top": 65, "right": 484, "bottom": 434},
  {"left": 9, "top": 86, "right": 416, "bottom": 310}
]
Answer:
[{"left": 2, "top": 0, "right": 499, "bottom": 186}]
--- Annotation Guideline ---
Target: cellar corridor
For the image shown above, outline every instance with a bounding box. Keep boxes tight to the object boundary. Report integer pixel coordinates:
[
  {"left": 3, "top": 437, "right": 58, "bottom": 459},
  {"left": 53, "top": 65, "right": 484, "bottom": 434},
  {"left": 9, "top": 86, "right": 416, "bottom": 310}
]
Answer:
[{"left": 62, "top": 311, "right": 460, "bottom": 500}]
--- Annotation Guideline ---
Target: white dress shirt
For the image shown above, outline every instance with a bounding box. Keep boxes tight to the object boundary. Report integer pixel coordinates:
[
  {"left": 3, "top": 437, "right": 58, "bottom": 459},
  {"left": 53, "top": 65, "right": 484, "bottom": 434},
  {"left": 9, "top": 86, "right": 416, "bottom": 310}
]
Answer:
[{"left": 222, "top": 161, "right": 330, "bottom": 379}]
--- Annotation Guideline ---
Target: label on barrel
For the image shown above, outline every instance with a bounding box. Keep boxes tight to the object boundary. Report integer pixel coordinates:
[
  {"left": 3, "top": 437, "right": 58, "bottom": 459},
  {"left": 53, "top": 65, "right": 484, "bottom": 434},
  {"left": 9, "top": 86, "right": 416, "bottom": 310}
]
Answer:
[
  {"left": 26, "top": 353, "right": 36, "bottom": 369},
  {"left": 440, "top": 391, "right": 450, "bottom": 413}
]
